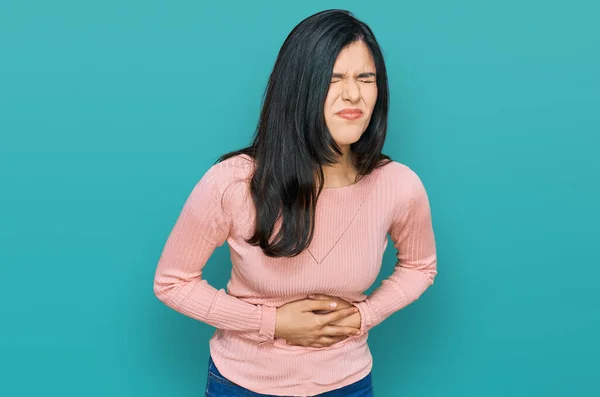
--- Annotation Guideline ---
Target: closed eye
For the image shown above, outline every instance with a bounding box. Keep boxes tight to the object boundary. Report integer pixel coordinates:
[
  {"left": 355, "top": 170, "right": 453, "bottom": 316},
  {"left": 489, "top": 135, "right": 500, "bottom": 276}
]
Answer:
[
  {"left": 330, "top": 79, "right": 376, "bottom": 84},
  {"left": 331, "top": 72, "right": 376, "bottom": 84}
]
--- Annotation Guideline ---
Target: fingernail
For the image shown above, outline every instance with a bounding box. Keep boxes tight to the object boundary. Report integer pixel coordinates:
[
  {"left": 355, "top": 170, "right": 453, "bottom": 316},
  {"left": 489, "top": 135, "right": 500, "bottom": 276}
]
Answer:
[{"left": 330, "top": 302, "right": 337, "bottom": 308}]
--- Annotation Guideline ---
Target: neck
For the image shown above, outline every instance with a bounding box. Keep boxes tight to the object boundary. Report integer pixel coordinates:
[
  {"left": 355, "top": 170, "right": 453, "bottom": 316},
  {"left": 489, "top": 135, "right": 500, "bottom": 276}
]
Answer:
[{"left": 321, "top": 148, "right": 358, "bottom": 188}]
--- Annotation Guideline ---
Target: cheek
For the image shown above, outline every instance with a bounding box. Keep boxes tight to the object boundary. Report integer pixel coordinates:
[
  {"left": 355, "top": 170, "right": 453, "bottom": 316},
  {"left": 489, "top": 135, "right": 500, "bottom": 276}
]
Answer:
[
  {"left": 365, "top": 88, "right": 378, "bottom": 112},
  {"left": 324, "top": 90, "right": 338, "bottom": 111},
  {"left": 324, "top": 95, "right": 338, "bottom": 124}
]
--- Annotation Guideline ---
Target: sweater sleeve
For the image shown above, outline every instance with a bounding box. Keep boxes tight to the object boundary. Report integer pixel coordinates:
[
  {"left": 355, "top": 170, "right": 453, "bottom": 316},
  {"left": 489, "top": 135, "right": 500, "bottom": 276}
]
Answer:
[
  {"left": 355, "top": 168, "right": 437, "bottom": 332},
  {"left": 153, "top": 165, "right": 277, "bottom": 341}
]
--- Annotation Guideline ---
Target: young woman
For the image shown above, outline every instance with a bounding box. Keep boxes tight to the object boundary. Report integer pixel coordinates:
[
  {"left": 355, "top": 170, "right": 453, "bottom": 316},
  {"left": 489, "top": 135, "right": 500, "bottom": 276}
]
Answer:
[{"left": 153, "top": 9, "right": 437, "bottom": 397}]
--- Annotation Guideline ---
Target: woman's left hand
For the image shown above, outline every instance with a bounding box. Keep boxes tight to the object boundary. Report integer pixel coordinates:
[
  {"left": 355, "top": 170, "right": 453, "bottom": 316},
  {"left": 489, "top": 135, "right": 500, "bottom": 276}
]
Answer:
[
  {"left": 308, "top": 294, "right": 361, "bottom": 331},
  {"left": 286, "top": 294, "right": 361, "bottom": 346}
]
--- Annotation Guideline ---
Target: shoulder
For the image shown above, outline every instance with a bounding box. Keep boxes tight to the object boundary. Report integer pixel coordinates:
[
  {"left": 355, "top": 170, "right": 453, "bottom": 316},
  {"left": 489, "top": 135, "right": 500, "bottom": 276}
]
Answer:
[
  {"left": 201, "top": 153, "right": 255, "bottom": 193},
  {"left": 373, "top": 160, "right": 431, "bottom": 216},
  {"left": 193, "top": 153, "right": 255, "bottom": 218},
  {"left": 375, "top": 159, "right": 426, "bottom": 192}
]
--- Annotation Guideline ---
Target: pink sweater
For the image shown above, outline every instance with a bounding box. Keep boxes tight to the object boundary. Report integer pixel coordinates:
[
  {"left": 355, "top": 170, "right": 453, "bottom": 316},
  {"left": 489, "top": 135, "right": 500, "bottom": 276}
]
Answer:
[{"left": 153, "top": 154, "right": 437, "bottom": 396}]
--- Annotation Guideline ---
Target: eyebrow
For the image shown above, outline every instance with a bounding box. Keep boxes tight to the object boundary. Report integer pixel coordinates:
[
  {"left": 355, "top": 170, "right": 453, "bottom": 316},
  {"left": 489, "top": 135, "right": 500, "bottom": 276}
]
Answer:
[{"left": 331, "top": 72, "right": 376, "bottom": 79}]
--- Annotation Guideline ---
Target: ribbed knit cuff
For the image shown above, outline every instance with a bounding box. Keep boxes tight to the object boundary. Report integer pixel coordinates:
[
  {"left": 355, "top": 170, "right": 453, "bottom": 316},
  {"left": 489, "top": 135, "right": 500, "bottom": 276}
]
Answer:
[
  {"left": 354, "top": 301, "right": 374, "bottom": 334},
  {"left": 258, "top": 305, "right": 277, "bottom": 341}
]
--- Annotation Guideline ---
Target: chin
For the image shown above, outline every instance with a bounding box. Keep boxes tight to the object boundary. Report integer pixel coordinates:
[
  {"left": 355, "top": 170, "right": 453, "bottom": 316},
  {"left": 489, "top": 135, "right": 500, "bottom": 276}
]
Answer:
[
  {"left": 335, "top": 139, "right": 361, "bottom": 147},
  {"left": 331, "top": 130, "right": 366, "bottom": 147}
]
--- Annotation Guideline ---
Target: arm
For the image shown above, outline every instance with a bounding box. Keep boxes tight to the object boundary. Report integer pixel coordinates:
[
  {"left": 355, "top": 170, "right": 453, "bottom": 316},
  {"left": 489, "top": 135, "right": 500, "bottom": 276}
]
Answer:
[
  {"left": 152, "top": 167, "right": 276, "bottom": 342},
  {"left": 354, "top": 169, "right": 437, "bottom": 332}
]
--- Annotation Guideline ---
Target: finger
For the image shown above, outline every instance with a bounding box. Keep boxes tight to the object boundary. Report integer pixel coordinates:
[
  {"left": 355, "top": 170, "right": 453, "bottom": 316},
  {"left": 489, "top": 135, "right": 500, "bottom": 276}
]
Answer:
[
  {"left": 308, "top": 294, "right": 333, "bottom": 300},
  {"left": 325, "top": 335, "right": 347, "bottom": 344},
  {"left": 316, "top": 336, "right": 342, "bottom": 345},
  {"left": 331, "top": 336, "right": 347, "bottom": 344},
  {"left": 313, "top": 309, "right": 334, "bottom": 315},
  {"left": 321, "top": 307, "right": 358, "bottom": 324},
  {"left": 309, "top": 294, "right": 352, "bottom": 309},
  {"left": 309, "top": 336, "right": 347, "bottom": 348},
  {"left": 302, "top": 299, "right": 338, "bottom": 312},
  {"left": 313, "top": 335, "right": 347, "bottom": 348},
  {"left": 321, "top": 325, "right": 360, "bottom": 337}
]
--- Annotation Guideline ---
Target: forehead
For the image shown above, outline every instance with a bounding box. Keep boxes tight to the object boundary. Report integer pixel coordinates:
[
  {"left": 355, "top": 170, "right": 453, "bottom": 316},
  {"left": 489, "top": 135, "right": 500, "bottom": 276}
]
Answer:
[{"left": 332, "top": 41, "right": 375, "bottom": 71}]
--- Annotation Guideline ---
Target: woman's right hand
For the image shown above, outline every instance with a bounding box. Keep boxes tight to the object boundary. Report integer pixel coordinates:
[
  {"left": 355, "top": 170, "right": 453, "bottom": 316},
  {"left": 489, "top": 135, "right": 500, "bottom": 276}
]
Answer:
[{"left": 274, "top": 299, "right": 360, "bottom": 348}]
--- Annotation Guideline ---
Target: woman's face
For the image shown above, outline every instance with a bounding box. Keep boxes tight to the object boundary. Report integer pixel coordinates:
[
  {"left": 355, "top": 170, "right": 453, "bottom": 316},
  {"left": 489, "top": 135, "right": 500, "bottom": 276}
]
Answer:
[{"left": 324, "top": 40, "right": 378, "bottom": 151}]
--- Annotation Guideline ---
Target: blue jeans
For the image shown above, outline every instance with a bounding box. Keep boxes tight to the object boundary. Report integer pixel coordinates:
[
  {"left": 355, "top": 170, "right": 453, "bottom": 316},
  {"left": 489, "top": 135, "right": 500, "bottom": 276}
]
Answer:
[{"left": 205, "top": 356, "right": 373, "bottom": 397}]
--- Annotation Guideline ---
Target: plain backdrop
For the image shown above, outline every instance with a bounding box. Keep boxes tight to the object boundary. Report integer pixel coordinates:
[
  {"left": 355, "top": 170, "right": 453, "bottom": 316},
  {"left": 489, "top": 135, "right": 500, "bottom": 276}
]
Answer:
[{"left": 1, "top": 1, "right": 598, "bottom": 396}]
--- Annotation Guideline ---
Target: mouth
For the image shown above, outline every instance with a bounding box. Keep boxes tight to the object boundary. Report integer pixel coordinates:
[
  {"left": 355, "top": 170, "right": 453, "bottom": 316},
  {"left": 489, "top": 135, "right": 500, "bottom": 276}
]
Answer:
[{"left": 335, "top": 109, "right": 363, "bottom": 120}]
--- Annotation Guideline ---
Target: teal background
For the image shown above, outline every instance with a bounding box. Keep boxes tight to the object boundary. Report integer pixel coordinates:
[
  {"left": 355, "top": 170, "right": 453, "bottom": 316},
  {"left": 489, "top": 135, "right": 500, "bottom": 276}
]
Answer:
[{"left": 1, "top": 1, "right": 598, "bottom": 396}]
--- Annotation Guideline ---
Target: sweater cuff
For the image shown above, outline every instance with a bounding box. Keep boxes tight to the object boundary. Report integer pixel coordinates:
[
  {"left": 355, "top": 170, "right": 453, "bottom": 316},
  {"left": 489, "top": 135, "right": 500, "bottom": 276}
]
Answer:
[
  {"left": 354, "top": 301, "right": 375, "bottom": 334},
  {"left": 258, "top": 305, "right": 277, "bottom": 341}
]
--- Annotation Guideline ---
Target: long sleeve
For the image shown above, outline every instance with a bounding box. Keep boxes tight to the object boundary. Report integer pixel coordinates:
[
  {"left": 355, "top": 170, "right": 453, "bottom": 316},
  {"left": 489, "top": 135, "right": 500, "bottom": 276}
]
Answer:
[
  {"left": 153, "top": 166, "right": 276, "bottom": 341},
  {"left": 355, "top": 169, "right": 437, "bottom": 332}
]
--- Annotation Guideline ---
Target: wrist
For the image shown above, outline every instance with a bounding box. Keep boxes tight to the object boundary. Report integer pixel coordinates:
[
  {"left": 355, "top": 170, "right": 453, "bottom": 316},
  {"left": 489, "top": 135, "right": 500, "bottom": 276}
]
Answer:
[
  {"left": 353, "top": 301, "right": 372, "bottom": 334},
  {"left": 259, "top": 305, "right": 277, "bottom": 341}
]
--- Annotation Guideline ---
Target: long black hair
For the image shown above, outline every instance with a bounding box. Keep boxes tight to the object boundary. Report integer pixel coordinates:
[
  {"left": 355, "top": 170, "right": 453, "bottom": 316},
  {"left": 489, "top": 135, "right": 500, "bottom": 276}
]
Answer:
[{"left": 217, "top": 9, "right": 391, "bottom": 258}]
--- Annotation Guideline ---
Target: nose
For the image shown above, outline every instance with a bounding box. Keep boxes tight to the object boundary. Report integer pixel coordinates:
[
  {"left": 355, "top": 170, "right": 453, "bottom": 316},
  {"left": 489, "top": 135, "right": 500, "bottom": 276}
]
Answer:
[{"left": 341, "top": 79, "right": 361, "bottom": 103}]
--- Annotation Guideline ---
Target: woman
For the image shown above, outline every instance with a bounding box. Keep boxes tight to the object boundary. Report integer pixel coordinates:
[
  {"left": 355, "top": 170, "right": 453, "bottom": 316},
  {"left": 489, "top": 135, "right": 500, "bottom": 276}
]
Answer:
[{"left": 153, "top": 9, "right": 437, "bottom": 397}]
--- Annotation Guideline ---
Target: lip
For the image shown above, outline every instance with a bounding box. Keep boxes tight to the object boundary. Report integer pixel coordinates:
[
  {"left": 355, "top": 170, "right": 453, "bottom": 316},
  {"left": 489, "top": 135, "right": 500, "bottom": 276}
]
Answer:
[{"left": 336, "top": 108, "right": 363, "bottom": 120}]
